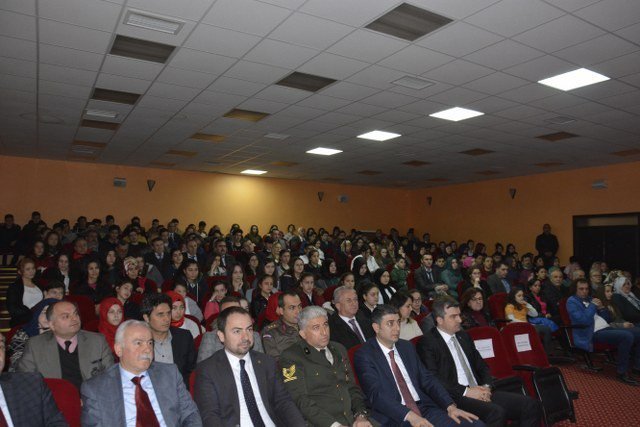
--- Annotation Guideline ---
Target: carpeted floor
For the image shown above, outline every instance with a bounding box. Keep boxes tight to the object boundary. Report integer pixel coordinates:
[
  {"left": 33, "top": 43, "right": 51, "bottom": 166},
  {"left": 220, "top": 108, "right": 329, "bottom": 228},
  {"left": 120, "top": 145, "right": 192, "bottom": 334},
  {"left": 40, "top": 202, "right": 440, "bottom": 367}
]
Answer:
[{"left": 555, "top": 361, "right": 640, "bottom": 426}]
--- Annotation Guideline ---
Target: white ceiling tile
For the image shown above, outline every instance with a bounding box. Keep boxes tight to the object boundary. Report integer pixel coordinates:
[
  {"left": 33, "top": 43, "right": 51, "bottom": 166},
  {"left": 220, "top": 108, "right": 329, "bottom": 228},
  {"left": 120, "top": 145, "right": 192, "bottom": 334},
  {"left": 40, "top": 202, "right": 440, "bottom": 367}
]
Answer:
[
  {"left": 39, "top": 19, "right": 112, "bottom": 54},
  {"left": 244, "top": 39, "right": 318, "bottom": 69},
  {"left": 269, "top": 12, "right": 354, "bottom": 50},
  {"left": 300, "top": 0, "right": 397, "bottom": 27},
  {"left": 146, "top": 82, "right": 200, "bottom": 101},
  {"left": 208, "top": 76, "right": 266, "bottom": 97},
  {"left": 95, "top": 73, "right": 151, "bottom": 93},
  {"left": 574, "top": 0, "right": 640, "bottom": 31},
  {"left": 399, "top": 0, "right": 503, "bottom": 20},
  {"left": 346, "top": 65, "right": 407, "bottom": 90},
  {"left": 397, "top": 99, "right": 448, "bottom": 115},
  {"left": 296, "top": 94, "right": 352, "bottom": 111},
  {"left": 169, "top": 48, "right": 236, "bottom": 75},
  {"left": 39, "top": 79, "right": 92, "bottom": 99},
  {"left": 224, "top": 60, "right": 290, "bottom": 84},
  {"left": 0, "top": 88, "right": 36, "bottom": 104},
  {"left": 422, "top": 60, "right": 493, "bottom": 85},
  {"left": 136, "top": 95, "right": 188, "bottom": 113},
  {"left": 360, "top": 91, "right": 419, "bottom": 108},
  {"left": 317, "top": 81, "right": 380, "bottom": 101},
  {"left": 255, "top": 85, "right": 310, "bottom": 104},
  {"left": 0, "top": 57, "right": 36, "bottom": 78},
  {"left": 494, "top": 105, "right": 546, "bottom": 120},
  {"left": 592, "top": 51, "right": 640, "bottom": 79},
  {"left": 39, "top": 93, "right": 86, "bottom": 110},
  {"left": 297, "top": 52, "right": 369, "bottom": 80},
  {"left": 428, "top": 87, "right": 487, "bottom": 105},
  {"left": 619, "top": 72, "right": 640, "bottom": 90},
  {"left": 378, "top": 45, "right": 454, "bottom": 75},
  {"left": 0, "top": 0, "right": 36, "bottom": 15},
  {"left": 101, "top": 55, "right": 163, "bottom": 80},
  {"left": 0, "top": 10, "right": 35, "bottom": 41},
  {"left": 0, "top": 73, "right": 35, "bottom": 92},
  {"left": 498, "top": 83, "right": 558, "bottom": 103},
  {"left": 328, "top": 29, "right": 408, "bottom": 64},
  {"left": 571, "top": 80, "right": 636, "bottom": 101},
  {"left": 0, "top": 36, "right": 36, "bottom": 61},
  {"left": 38, "top": 44, "right": 104, "bottom": 72},
  {"left": 504, "top": 55, "right": 575, "bottom": 82},
  {"left": 616, "top": 22, "right": 640, "bottom": 45},
  {"left": 554, "top": 34, "right": 639, "bottom": 67},
  {"left": 278, "top": 105, "right": 326, "bottom": 119},
  {"left": 39, "top": 63, "right": 98, "bottom": 87},
  {"left": 156, "top": 67, "right": 217, "bottom": 89},
  {"left": 528, "top": 93, "right": 584, "bottom": 111},
  {"left": 203, "top": 0, "right": 291, "bottom": 36},
  {"left": 417, "top": 21, "right": 503, "bottom": 57},
  {"left": 185, "top": 24, "right": 261, "bottom": 58},
  {"left": 75, "top": 127, "right": 114, "bottom": 142},
  {"left": 464, "top": 40, "right": 544, "bottom": 70},
  {"left": 191, "top": 90, "right": 247, "bottom": 109},
  {"left": 39, "top": 0, "right": 121, "bottom": 32},
  {"left": 464, "top": 72, "right": 528, "bottom": 94},
  {"left": 513, "top": 15, "right": 606, "bottom": 52},
  {"left": 466, "top": 96, "right": 520, "bottom": 114},
  {"left": 125, "top": 0, "right": 213, "bottom": 21},
  {"left": 542, "top": 0, "right": 600, "bottom": 12},
  {"left": 464, "top": 0, "right": 564, "bottom": 37}
]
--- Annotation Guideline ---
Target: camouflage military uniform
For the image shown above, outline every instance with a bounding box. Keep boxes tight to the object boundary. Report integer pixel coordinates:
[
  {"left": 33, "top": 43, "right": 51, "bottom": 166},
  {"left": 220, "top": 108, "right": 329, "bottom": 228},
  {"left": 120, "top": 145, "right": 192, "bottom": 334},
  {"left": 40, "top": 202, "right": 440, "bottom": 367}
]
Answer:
[{"left": 261, "top": 318, "right": 301, "bottom": 361}]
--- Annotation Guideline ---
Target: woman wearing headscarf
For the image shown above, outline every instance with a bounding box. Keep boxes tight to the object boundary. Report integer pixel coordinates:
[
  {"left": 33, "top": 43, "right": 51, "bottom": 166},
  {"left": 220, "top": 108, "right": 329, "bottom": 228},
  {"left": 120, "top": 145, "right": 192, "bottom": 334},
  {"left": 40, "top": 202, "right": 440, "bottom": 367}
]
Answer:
[
  {"left": 166, "top": 290, "right": 202, "bottom": 339},
  {"left": 351, "top": 256, "right": 371, "bottom": 290},
  {"left": 613, "top": 276, "right": 640, "bottom": 324},
  {"left": 440, "top": 257, "right": 463, "bottom": 299},
  {"left": 98, "top": 297, "right": 123, "bottom": 357},
  {"left": 8, "top": 298, "right": 57, "bottom": 370},
  {"left": 374, "top": 269, "right": 397, "bottom": 304}
]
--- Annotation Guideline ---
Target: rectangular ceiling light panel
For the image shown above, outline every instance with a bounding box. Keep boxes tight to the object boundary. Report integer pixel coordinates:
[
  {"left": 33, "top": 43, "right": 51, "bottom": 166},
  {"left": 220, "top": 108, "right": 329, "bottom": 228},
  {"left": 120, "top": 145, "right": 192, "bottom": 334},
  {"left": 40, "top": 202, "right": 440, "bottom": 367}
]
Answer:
[
  {"left": 81, "top": 119, "right": 120, "bottom": 130},
  {"left": 538, "top": 68, "right": 610, "bottom": 91},
  {"left": 241, "top": 169, "right": 267, "bottom": 175},
  {"left": 110, "top": 35, "right": 176, "bottom": 63},
  {"left": 357, "top": 130, "right": 401, "bottom": 141},
  {"left": 430, "top": 107, "right": 484, "bottom": 122},
  {"left": 276, "top": 72, "right": 337, "bottom": 92},
  {"left": 92, "top": 88, "right": 140, "bottom": 105},
  {"left": 124, "top": 9, "right": 185, "bottom": 35},
  {"left": 307, "top": 147, "right": 342, "bottom": 156},
  {"left": 224, "top": 108, "right": 270, "bottom": 122},
  {"left": 366, "top": 3, "right": 453, "bottom": 41}
]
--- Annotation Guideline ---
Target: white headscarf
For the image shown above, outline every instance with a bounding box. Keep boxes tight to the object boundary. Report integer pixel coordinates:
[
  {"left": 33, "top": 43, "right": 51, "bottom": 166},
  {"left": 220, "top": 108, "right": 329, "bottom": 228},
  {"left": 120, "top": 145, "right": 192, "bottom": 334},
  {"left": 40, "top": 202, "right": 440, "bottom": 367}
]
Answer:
[{"left": 614, "top": 277, "right": 640, "bottom": 310}]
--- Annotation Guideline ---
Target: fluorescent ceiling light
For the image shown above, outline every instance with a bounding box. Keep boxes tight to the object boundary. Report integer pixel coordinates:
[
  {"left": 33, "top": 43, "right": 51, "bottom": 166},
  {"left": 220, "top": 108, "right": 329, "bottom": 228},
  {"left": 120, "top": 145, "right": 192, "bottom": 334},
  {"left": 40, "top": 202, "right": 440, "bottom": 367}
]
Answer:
[
  {"left": 429, "top": 107, "right": 484, "bottom": 122},
  {"left": 124, "top": 10, "right": 184, "bottom": 35},
  {"left": 538, "top": 68, "right": 610, "bottom": 91},
  {"left": 264, "top": 133, "right": 290, "bottom": 140},
  {"left": 85, "top": 109, "right": 119, "bottom": 119},
  {"left": 357, "top": 130, "right": 401, "bottom": 141},
  {"left": 306, "top": 147, "right": 342, "bottom": 156},
  {"left": 241, "top": 169, "right": 267, "bottom": 175}
]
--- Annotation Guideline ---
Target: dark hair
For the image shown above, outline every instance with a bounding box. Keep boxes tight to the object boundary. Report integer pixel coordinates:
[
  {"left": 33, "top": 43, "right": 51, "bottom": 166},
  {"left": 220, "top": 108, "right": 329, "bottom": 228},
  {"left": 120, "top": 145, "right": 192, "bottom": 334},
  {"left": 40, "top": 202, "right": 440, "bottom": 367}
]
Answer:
[
  {"left": 389, "top": 290, "right": 412, "bottom": 310},
  {"left": 431, "top": 296, "right": 460, "bottom": 320},
  {"left": 460, "top": 288, "right": 485, "bottom": 310},
  {"left": 140, "top": 293, "right": 172, "bottom": 317},
  {"left": 180, "top": 258, "right": 200, "bottom": 274},
  {"left": 44, "top": 280, "right": 64, "bottom": 292},
  {"left": 278, "top": 290, "right": 300, "bottom": 308},
  {"left": 46, "top": 300, "right": 78, "bottom": 322},
  {"left": 371, "top": 304, "right": 398, "bottom": 325},
  {"left": 297, "top": 272, "right": 315, "bottom": 287},
  {"left": 217, "top": 306, "right": 251, "bottom": 332},
  {"left": 219, "top": 295, "right": 240, "bottom": 306},
  {"left": 151, "top": 237, "right": 163, "bottom": 245},
  {"left": 570, "top": 278, "right": 590, "bottom": 295},
  {"left": 358, "top": 282, "right": 379, "bottom": 303},
  {"left": 506, "top": 287, "right": 525, "bottom": 311}
]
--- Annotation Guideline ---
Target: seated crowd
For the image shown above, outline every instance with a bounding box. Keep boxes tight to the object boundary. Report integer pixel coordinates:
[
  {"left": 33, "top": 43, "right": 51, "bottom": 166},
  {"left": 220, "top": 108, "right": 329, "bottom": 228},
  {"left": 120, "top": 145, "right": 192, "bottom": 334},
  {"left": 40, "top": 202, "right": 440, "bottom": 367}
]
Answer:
[{"left": 1, "top": 212, "right": 640, "bottom": 426}]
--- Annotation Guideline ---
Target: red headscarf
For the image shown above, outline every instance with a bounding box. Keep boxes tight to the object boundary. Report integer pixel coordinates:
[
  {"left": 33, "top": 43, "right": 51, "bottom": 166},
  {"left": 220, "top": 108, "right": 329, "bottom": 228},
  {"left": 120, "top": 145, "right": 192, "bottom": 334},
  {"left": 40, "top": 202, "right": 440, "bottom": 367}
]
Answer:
[
  {"left": 98, "top": 297, "right": 124, "bottom": 353},
  {"left": 265, "top": 292, "right": 282, "bottom": 323},
  {"left": 166, "top": 291, "right": 186, "bottom": 328}
]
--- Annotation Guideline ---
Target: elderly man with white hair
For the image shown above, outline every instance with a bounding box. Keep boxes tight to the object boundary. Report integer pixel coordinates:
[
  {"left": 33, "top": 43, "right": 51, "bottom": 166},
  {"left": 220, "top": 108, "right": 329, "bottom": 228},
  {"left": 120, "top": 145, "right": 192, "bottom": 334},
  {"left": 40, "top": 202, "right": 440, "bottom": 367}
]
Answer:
[
  {"left": 81, "top": 320, "right": 202, "bottom": 427},
  {"left": 328, "top": 286, "right": 375, "bottom": 350}
]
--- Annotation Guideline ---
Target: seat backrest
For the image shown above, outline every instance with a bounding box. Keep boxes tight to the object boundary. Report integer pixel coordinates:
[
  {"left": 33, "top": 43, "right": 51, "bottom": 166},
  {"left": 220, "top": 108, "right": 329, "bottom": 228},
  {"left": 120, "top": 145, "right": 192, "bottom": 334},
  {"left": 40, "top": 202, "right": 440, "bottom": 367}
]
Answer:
[
  {"left": 466, "top": 326, "right": 515, "bottom": 379},
  {"left": 500, "top": 322, "right": 549, "bottom": 368},
  {"left": 488, "top": 292, "right": 507, "bottom": 320},
  {"left": 161, "top": 279, "right": 175, "bottom": 292},
  {"left": 189, "top": 370, "right": 197, "bottom": 398},
  {"left": 205, "top": 313, "right": 219, "bottom": 331},
  {"left": 65, "top": 295, "right": 97, "bottom": 323},
  {"left": 406, "top": 271, "right": 415, "bottom": 289},
  {"left": 194, "top": 334, "right": 203, "bottom": 352},
  {"left": 410, "top": 336, "right": 422, "bottom": 346},
  {"left": 347, "top": 343, "right": 363, "bottom": 385},
  {"left": 44, "top": 378, "right": 81, "bottom": 427}
]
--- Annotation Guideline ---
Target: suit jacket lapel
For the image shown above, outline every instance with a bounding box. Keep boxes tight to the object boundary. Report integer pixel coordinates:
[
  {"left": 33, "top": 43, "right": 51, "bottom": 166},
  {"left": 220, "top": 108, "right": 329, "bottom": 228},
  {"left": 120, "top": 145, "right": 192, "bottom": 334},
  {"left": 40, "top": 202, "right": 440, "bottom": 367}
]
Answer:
[
  {"left": 45, "top": 333, "right": 62, "bottom": 378},
  {"left": 148, "top": 363, "right": 174, "bottom": 426},
  {"left": 77, "top": 331, "right": 91, "bottom": 379},
  {"left": 215, "top": 351, "right": 241, "bottom": 421},
  {"left": 370, "top": 341, "right": 401, "bottom": 401},
  {"left": 0, "top": 375, "right": 19, "bottom": 424},
  {"left": 103, "top": 365, "right": 127, "bottom": 425}
]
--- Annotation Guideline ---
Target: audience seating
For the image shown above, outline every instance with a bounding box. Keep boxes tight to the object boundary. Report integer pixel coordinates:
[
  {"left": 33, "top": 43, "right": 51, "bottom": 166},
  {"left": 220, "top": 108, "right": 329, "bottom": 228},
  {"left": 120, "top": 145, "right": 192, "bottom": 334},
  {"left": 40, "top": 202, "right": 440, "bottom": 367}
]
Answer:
[
  {"left": 64, "top": 295, "right": 97, "bottom": 324},
  {"left": 487, "top": 292, "right": 509, "bottom": 329},
  {"left": 205, "top": 313, "right": 219, "bottom": 331},
  {"left": 44, "top": 378, "right": 81, "bottom": 427},
  {"left": 347, "top": 343, "right": 363, "bottom": 385}
]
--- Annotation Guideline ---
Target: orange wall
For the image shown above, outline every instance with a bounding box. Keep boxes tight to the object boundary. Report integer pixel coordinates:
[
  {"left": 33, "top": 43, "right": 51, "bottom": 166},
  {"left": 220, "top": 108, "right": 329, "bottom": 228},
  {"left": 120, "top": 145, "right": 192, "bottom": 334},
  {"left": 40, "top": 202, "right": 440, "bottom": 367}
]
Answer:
[
  {"left": 409, "top": 161, "right": 640, "bottom": 263},
  {"left": 0, "top": 155, "right": 412, "bottom": 233},
  {"left": 2, "top": 155, "right": 640, "bottom": 264}
]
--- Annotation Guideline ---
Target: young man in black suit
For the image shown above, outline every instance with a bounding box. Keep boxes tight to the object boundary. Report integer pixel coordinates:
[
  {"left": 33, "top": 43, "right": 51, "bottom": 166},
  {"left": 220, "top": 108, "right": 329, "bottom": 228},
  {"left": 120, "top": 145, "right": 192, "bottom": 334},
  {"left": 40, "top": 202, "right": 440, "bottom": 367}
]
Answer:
[{"left": 417, "top": 298, "right": 541, "bottom": 427}]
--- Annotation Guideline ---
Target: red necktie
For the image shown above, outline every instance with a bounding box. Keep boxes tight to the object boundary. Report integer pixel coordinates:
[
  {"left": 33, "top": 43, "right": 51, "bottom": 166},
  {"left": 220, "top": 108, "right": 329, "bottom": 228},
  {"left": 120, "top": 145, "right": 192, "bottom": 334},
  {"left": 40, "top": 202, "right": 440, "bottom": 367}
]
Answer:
[
  {"left": 389, "top": 350, "right": 422, "bottom": 416},
  {"left": 0, "top": 408, "right": 9, "bottom": 427},
  {"left": 131, "top": 376, "right": 160, "bottom": 427}
]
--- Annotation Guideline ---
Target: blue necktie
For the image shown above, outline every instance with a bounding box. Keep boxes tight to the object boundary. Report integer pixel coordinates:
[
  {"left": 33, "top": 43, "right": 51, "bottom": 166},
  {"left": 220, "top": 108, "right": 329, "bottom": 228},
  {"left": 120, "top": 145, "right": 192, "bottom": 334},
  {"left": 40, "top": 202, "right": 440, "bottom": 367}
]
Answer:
[{"left": 240, "top": 359, "right": 265, "bottom": 427}]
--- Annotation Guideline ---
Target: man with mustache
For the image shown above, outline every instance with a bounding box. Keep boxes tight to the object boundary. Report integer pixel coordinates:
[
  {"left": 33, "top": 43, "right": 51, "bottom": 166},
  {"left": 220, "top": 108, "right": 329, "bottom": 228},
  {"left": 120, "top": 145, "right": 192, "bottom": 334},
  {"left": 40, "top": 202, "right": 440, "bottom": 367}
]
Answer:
[
  {"left": 194, "top": 306, "right": 304, "bottom": 427},
  {"left": 81, "top": 320, "right": 202, "bottom": 426},
  {"left": 17, "top": 300, "right": 113, "bottom": 390}
]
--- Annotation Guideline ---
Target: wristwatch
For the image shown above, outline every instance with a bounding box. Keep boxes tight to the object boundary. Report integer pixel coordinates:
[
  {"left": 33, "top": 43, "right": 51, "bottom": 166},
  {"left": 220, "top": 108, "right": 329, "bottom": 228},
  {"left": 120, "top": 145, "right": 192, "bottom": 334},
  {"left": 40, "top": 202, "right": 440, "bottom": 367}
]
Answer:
[{"left": 354, "top": 410, "right": 369, "bottom": 419}]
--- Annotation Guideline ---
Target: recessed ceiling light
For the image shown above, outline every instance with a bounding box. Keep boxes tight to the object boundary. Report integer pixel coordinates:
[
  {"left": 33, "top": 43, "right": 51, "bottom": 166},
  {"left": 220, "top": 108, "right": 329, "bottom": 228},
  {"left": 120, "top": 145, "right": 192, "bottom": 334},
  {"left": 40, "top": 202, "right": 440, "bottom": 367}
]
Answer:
[
  {"left": 191, "top": 133, "right": 225, "bottom": 142},
  {"left": 264, "top": 133, "right": 290, "bottom": 140},
  {"left": 166, "top": 150, "right": 196, "bottom": 157},
  {"left": 536, "top": 131, "right": 578, "bottom": 141},
  {"left": 241, "top": 169, "right": 267, "bottom": 175},
  {"left": 124, "top": 9, "right": 185, "bottom": 35},
  {"left": 275, "top": 72, "right": 336, "bottom": 93},
  {"left": 85, "top": 109, "right": 119, "bottom": 120},
  {"left": 224, "top": 108, "right": 269, "bottom": 122},
  {"left": 538, "top": 68, "right": 610, "bottom": 91},
  {"left": 92, "top": 88, "right": 140, "bottom": 105},
  {"left": 430, "top": 107, "right": 484, "bottom": 122},
  {"left": 357, "top": 130, "right": 401, "bottom": 141},
  {"left": 110, "top": 35, "right": 175, "bottom": 64},
  {"left": 365, "top": 3, "right": 453, "bottom": 41},
  {"left": 392, "top": 76, "right": 436, "bottom": 90},
  {"left": 81, "top": 119, "right": 119, "bottom": 130},
  {"left": 307, "top": 147, "right": 343, "bottom": 156}
]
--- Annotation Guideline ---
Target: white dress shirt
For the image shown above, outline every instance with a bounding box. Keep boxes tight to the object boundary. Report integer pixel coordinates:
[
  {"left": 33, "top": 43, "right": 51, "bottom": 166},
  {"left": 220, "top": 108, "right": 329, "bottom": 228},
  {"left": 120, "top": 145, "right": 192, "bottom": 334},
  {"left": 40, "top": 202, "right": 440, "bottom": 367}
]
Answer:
[
  {"left": 437, "top": 328, "right": 475, "bottom": 393},
  {"left": 0, "top": 385, "right": 15, "bottom": 427},
  {"left": 375, "top": 339, "right": 420, "bottom": 403},
  {"left": 224, "top": 350, "right": 276, "bottom": 427},
  {"left": 120, "top": 366, "right": 167, "bottom": 427}
]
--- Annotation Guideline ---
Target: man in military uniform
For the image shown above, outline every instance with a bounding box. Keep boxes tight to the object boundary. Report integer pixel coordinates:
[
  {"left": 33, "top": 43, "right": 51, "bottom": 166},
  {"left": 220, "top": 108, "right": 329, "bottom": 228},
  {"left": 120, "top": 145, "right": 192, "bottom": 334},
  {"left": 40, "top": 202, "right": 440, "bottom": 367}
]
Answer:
[
  {"left": 280, "top": 306, "right": 374, "bottom": 427},
  {"left": 262, "top": 290, "right": 303, "bottom": 361}
]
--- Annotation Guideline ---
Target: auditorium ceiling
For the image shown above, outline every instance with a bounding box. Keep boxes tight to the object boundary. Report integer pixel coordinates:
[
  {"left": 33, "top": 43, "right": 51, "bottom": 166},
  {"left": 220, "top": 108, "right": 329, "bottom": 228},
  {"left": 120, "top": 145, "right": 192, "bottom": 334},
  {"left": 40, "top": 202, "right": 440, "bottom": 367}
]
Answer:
[{"left": 1, "top": 0, "right": 639, "bottom": 188}]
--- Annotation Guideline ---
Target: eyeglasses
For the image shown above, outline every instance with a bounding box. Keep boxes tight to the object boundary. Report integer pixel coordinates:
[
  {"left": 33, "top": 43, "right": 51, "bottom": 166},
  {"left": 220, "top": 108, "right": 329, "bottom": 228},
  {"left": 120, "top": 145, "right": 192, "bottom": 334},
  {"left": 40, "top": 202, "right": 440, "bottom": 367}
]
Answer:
[{"left": 471, "top": 297, "right": 484, "bottom": 302}]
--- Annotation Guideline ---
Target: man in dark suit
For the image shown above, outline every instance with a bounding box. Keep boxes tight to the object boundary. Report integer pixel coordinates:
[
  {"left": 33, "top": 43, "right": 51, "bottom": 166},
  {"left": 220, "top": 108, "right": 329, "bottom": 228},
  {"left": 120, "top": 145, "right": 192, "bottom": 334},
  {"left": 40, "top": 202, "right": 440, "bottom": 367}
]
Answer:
[
  {"left": 81, "top": 320, "right": 202, "bottom": 426},
  {"left": 194, "top": 307, "right": 305, "bottom": 427},
  {"left": 414, "top": 254, "right": 447, "bottom": 298},
  {"left": 213, "top": 238, "right": 236, "bottom": 270},
  {"left": 487, "top": 262, "right": 512, "bottom": 295},
  {"left": 0, "top": 333, "right": 67, "bottom": 426},
  {"left": 328, "top": 286, "right": 375, "bottom": 349},
  {"left": 417, "top": 299, "right": 541, "bottom": 427},
  {"left": 144, "top": 237, "right": 169, "bottom": 280},
  {"left": 280, "top": 306, "right": 373, "bottom": 427},
  {"left": 354, "top": 304, "right": 483, "bottom": 427},
  {"left": 141, "top": 293, "right": 196, "bottom": 386}
]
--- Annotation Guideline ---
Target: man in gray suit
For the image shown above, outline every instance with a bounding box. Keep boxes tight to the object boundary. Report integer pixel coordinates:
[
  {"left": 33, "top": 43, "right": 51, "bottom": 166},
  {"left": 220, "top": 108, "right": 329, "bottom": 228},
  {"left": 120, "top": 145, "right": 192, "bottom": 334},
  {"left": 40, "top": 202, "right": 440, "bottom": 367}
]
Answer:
[
  {"left": 81, "top": 320, "right": 201, "bottom": 426},
  {"left": 194, "top": 306, "right": 304, "bottom": 427},
  {"left": 487, "top": 262, "right": 512, "bottom": 295},
  {"left": 17, "top": 300, "right": 113, "bottom": 388},
  {"left": 197, "top": 296, "right": 263, "bottom": 363}
]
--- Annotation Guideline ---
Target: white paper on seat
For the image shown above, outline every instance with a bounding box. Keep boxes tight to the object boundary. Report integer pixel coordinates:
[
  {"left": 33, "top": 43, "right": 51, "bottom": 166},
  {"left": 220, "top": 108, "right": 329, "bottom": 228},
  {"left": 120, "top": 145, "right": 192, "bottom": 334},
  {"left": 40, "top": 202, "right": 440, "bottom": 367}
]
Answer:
[
  {"left": 474, "top": 339, "right": 495, "bottom": 359},
  {"left": 514, "top": 333, "right": 532, "bottom": 352}
]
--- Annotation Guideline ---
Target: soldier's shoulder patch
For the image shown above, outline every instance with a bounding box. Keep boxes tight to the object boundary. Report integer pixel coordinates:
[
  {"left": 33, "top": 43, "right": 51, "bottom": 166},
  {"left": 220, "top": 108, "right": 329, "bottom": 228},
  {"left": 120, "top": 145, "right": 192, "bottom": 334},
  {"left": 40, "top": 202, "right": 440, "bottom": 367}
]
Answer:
[
  {"left": 264, "top": 322, "right": 278, "bottom": 331},
  {"left": 282, "top": 364, "right": 297, "bottom": 382}
]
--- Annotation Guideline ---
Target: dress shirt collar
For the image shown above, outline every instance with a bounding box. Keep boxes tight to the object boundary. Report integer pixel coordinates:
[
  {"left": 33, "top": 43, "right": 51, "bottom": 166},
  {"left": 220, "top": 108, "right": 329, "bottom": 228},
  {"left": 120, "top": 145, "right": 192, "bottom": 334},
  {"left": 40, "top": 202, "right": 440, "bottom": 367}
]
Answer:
[
  {"left": 436, "top": 327, "right": 455, "bottom": 343},
  {"left": 376, "top": 337, "right": 397, "bottom": 355},
  {"left": 119, "top": 365, "right": 149, "bottom": 383},
  {"left": 55, "top": 334, "right": 78, "bottom": 352}
]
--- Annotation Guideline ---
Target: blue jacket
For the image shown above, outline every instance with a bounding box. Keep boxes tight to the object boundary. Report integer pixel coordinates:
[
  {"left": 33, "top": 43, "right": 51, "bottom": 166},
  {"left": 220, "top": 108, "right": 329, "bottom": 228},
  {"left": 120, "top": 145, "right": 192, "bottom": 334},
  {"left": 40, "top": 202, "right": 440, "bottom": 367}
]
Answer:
[
  {"left": 354, "top": 338, "right": 453, "bottom": 426},
  {"left": 566, "top": 295, "right": 611, "bottom": 352}
]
